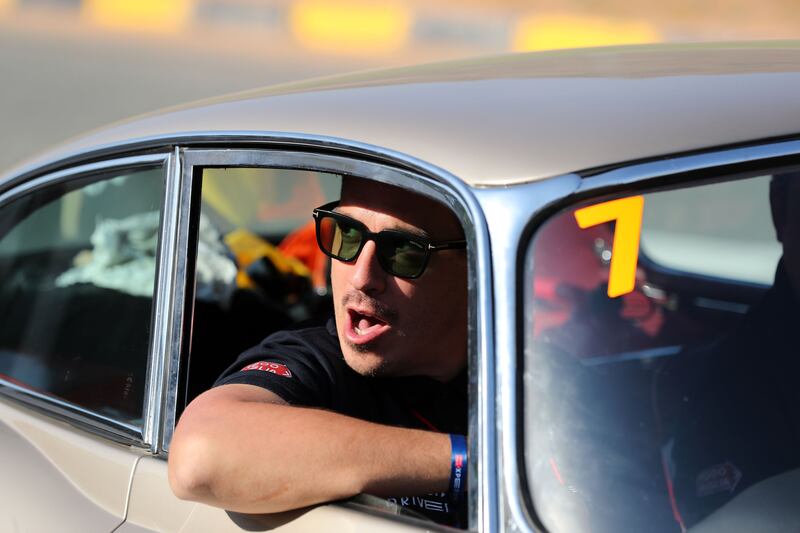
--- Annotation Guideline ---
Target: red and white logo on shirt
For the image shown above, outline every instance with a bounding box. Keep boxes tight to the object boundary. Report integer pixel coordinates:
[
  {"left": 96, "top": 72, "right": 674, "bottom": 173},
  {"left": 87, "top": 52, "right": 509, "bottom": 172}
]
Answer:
[{"left": 241, "top": 361, "right": 293, "bottom": 378}]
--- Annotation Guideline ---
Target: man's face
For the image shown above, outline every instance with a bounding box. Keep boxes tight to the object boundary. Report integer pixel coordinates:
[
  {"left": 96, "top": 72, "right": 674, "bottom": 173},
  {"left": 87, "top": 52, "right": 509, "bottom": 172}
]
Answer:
[{"left": 330, "top": 179, "right": 468, "bottom": 382}]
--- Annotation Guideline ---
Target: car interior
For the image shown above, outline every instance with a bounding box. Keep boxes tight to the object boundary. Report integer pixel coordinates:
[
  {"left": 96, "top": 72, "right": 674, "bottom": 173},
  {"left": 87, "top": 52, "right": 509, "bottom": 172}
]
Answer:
[{"left": 180, "top": 167, "right": 342, "bottom": 409}]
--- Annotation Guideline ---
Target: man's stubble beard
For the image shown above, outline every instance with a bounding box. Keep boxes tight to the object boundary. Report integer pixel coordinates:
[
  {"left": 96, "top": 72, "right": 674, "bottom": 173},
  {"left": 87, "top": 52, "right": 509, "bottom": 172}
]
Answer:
[
  {"left": 338, "top": 289, "right": 404, "bottom": 377},
  {"left": 342, "top": 330, "right": 406, "bottom": 377},
  {"left": 343, "top": 342, "right": 388, "bottom": 377}
]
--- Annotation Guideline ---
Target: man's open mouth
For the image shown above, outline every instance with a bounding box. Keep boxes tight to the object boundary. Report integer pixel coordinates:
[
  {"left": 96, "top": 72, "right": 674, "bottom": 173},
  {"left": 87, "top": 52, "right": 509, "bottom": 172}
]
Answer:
[{"left": 345, "top": 308, "right": 391, "bottom": 345}]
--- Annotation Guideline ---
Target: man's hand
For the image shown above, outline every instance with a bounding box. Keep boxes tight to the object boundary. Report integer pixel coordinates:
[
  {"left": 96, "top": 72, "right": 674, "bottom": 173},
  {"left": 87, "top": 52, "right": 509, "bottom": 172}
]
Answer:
[{"left": 168, "top": 384, "right": 452, "bottom": 514}]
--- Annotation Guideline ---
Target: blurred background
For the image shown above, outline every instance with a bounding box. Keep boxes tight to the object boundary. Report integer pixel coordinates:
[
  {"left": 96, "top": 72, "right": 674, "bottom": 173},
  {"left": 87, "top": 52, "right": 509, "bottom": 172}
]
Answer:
[{"left": 1, "top": 0, "right": 799, "bottom": 173}]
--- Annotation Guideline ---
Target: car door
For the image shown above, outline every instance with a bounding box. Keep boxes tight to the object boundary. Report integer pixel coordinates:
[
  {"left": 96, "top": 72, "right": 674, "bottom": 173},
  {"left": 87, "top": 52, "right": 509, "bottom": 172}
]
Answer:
[
  {"left": 474, "top": 138, "right": 800, "bottom": 533},
  {"left": 117, "top": 146, "right": 491, "bottom": 532},
  {"left": 0, "top": 155, "right": 169, "bottom": 531}
]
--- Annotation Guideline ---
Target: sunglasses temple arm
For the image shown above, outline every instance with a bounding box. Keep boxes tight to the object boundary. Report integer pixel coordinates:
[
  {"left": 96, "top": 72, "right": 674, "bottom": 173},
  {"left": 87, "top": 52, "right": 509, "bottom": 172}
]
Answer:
[{"left": 428, "top": 241, "right": 467, "bottom": 251}]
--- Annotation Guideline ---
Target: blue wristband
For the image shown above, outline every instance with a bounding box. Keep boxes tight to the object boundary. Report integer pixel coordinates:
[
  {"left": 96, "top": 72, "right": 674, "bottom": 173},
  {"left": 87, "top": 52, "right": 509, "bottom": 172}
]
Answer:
[{"left": 449, "top": 434, "right": 467, "bottom": 502}]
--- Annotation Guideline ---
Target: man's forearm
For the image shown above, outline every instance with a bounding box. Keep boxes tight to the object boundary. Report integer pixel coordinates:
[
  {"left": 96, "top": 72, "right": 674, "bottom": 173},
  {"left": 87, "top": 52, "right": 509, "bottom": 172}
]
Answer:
[{"left": 168, "top": 384, "right": 452, "bottom": 514}]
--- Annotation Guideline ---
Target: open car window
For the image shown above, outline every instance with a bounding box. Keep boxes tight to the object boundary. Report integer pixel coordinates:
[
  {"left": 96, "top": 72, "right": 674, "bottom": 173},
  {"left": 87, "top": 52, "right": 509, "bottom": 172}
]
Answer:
[
  {"left": 173, "top": 159, "right": 471, "bottom": 529},
  {"left": 524, "top": 170, "right": 800, "bottom": 532},
  {"left": 184, "top": 167, "right": 341, "bottom": 403}
]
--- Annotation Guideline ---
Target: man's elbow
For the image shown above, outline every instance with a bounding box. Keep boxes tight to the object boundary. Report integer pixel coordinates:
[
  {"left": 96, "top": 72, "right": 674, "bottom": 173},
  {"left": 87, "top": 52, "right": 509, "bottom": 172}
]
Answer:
[
  {"left": 168, "top": 432, "right": 217, "bottom": 503},
  {"left": 167, "top": 432, "right": 294, "bottom": 514}
]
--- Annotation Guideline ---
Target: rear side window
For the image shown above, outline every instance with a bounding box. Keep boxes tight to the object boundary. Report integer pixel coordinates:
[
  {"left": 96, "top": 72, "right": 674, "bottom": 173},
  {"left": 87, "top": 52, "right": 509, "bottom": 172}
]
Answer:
[
  {"left": 0, "top": 166, "right": 163, "bottom": 426},
  {"left": 524, "top": 171, "right": 800, "bottom": 532}
]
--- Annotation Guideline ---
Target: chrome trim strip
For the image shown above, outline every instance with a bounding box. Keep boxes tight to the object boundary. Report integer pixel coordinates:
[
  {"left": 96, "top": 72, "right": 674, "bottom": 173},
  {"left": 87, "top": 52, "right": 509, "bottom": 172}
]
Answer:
[
  {"left": 0, "top": 153, "right": 168, "bottom": 208},
  {"left": 0, "top": 378, "right": 142, "bottom": 441},
  {"left": 577, "top": 139, "right": 800, "bottom": 193},
  {"left": 0, "top": 131, "right": 461, "bottom": 190},
  {"left": 144, "top": 148, "right": 184, "bottom": 451},
  {"left": 165, "top": 146, "right": 496, "bottom": 532},
  {"left": 160, "top": 148, "right": 193, "bottom": 453},
  {"left": 475, "top": 174, "right": 582, "bottom": 533}
]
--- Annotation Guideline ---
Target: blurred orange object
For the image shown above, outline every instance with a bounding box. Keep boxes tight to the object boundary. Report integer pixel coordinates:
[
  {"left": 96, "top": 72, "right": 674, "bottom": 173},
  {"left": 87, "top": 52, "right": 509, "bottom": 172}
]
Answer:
[
  {"left": 225, "top": 228, "right": 310, "bottom": 290},
  {"left": 279, "top": 220, "right": 329, "bottom": 291}
]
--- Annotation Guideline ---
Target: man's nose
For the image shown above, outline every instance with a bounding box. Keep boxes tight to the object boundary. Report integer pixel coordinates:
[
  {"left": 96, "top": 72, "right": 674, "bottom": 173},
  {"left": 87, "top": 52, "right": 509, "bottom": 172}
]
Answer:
[{"left": 349, "top": 240, "right": 387, "bottom": 294}]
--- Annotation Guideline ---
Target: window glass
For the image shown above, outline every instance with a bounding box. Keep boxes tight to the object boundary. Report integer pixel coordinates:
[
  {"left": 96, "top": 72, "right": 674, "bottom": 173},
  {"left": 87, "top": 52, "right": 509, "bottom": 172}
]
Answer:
[
  {"left": 524, "top": 171, "right": 800, "bottom": 532},
  {"left": 0, "top": 167, "right": 164, "bottom": 426}
]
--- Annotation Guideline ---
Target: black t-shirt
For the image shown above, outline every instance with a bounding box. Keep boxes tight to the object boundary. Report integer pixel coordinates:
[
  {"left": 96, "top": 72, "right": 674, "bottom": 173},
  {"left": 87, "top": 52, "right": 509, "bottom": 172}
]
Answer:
[{"left": 215, "top": 318, "right": 468, "bottom": 526}]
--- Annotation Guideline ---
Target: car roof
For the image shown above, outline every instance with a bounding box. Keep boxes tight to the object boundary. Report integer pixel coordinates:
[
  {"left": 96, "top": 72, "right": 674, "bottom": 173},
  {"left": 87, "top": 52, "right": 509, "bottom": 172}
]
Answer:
[{"left": 7, "top": 42, "right": 800, "bottom": 187}]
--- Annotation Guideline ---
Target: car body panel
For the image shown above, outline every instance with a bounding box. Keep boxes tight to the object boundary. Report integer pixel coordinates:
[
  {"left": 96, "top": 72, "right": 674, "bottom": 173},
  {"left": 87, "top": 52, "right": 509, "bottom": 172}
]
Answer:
[
  {"left": 120, "top": 456, "right": 435, "bottom": 533},
  {"left": 4, "top": 44, "right": 800, "bottom": 188},
  {"left": 0, "top": 397, "right": 138, "bottom": 531}
]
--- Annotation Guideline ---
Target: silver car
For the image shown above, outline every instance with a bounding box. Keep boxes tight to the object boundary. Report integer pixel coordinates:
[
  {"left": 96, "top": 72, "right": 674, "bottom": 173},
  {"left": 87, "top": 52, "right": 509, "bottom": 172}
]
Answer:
[{"left": 1, "top": 43, "right": 799, "bottom": 532}]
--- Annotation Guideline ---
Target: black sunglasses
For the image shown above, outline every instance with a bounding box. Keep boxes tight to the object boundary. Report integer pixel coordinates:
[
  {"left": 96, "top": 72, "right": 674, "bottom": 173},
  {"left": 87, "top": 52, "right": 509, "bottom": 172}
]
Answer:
[{"left": 312, "top": 201, "right": 466, "bottom": 279}]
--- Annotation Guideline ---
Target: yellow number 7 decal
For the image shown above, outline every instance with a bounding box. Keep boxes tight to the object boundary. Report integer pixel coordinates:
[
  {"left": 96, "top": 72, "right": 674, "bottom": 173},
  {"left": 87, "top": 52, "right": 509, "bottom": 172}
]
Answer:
[{"left": 574, "top": 196, "right": 644, "bottom": 298}]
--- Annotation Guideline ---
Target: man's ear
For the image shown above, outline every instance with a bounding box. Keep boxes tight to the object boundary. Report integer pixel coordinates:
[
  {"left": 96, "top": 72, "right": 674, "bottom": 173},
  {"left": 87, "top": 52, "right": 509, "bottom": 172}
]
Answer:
[{"left": 770, "top": 181, "right": 787, "bottom": 243}]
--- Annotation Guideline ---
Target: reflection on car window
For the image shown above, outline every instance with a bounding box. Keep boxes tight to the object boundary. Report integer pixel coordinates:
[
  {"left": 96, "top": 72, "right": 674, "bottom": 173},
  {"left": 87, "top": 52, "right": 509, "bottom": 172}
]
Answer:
[
  {"left": 202, "top": 168, "right": 340, "bottom": 237},
  {"left": 641, "top": 176, "right": 782, "bottom": 285},
  {"left": 524, "top": 171, "right": 800, "bottom": 533},
  {"left": 0, "top": 167, "right": 163, "bottom": 426}
]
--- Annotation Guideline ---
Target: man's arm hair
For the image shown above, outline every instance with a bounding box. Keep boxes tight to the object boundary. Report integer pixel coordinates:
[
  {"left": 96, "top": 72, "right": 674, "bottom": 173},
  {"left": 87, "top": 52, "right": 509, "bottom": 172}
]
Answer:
[{"left": 168, "top": 384, "right": 451, "bottom": 514}]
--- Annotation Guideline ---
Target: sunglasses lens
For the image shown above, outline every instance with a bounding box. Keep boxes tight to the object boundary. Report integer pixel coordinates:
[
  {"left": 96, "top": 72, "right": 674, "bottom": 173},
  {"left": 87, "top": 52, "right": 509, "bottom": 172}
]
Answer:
[
  {"left": 319, "top": 215, "right": 362, "bottom": 260},
  {"left": 316, "top": 209, "right": 431, "bottom": 278},
  {"left": 380, "top": 234, "right": 427, "bottom": 278}
]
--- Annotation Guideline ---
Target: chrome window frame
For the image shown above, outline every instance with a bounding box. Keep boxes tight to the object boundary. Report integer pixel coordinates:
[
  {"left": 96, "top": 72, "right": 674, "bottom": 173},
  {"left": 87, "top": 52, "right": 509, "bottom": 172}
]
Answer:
[
  {"left": 474, "top": 175, "right": 582, "bottom": 533},
  {"left": 0, "top": 152, "right": 172, "bottom": 446},
  {"left": 489, "top": 138, "right": 800, "bottom": 533},
  {"left": 145, "top": 142, "right": 496, "bottom": 532},
  {"left": 144, "top": 147, "right": 186, "bottom": 447}
]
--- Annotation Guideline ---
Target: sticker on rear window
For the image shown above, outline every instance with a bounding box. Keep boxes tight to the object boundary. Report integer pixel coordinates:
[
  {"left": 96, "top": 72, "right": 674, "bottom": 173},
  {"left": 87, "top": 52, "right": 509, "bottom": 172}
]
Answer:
[
  {"left": 696, "top": 461, "right": 742, "bottom": 497},
  {"left": 574, "top": 195, "right": 644, "bottom": 298}
]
